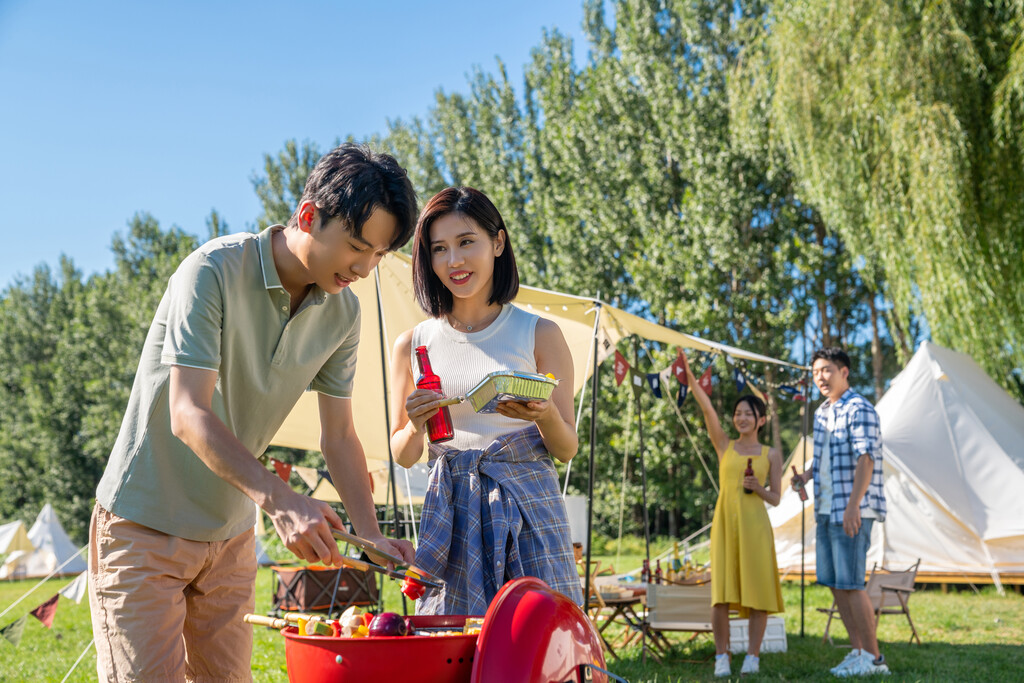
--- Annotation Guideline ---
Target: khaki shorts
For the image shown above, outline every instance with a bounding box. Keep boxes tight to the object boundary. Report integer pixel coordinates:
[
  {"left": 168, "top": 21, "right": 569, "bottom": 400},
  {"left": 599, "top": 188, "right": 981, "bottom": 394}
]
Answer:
[{"left": 88, "top": 503, "right": 256, "bottom": 682}]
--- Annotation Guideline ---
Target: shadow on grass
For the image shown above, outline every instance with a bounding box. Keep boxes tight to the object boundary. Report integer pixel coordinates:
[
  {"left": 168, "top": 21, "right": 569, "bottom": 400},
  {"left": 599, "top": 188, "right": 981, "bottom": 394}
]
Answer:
[{"left": 598, "top": 633, "right": 1023, "bottom": 682}]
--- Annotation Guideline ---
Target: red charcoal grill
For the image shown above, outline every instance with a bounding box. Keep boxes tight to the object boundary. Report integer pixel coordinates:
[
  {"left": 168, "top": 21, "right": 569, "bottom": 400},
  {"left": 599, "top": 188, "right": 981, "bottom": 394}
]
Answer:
[{"left": 282, "top": 576, "right": 619, "bottom": 682}]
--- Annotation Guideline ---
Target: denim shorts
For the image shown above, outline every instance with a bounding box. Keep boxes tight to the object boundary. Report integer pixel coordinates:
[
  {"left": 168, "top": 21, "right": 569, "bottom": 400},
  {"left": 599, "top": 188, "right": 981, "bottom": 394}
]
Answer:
[{"left": 816, "top": 514, "right": 873, "bottom": 590}]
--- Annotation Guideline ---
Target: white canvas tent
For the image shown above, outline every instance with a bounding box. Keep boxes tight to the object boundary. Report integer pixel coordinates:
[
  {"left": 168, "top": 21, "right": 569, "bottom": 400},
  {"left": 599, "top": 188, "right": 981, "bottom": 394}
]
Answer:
[
  {"left": 0, "top": 504, "right": 86, "bottom": 579},
  {"left": 0, "top": 520, "right": 33, "bottom": 558},
  {"left": 772, "top": 342, "right": 1024, "bottom": 589}
]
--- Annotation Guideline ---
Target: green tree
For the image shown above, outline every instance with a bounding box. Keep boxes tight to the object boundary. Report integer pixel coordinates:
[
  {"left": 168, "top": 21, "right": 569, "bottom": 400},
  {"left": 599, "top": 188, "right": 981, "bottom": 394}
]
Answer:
[{"left": 735, "top": 0, "right": 1024, "bottom": 398}]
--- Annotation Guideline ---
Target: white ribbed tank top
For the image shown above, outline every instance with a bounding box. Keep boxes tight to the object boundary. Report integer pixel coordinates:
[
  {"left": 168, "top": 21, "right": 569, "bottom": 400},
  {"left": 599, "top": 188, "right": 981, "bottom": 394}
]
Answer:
[{"left": 411, "top": 305, "right": 539, "bottom": 452}]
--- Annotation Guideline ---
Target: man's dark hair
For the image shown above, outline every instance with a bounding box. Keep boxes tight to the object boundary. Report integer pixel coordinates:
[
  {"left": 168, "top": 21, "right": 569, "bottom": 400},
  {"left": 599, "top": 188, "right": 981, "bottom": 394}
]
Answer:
[
  {"left": 811, "top": 346, "right": 851, "bottom": 371},
  {"left": 289, "top": 143, "right": 417, "bottom": 251},
  {"left": 411, "top": 187, "right": 519, "bottom": 317}
]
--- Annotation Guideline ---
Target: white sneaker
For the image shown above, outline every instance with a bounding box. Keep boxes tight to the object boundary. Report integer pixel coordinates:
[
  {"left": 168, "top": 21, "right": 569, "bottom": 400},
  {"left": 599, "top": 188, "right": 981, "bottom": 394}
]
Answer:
[
  {"left": 715, "top": 653, "right": 731, "bottom": 678},
  {"left": 830, "top": 649, "right": 863, "bottom": 675},
  {"left": 740, "top": 654, "right": 760, "bottom": 675},
  {"left": 835, "top": 652, "right": 890, "bottom": 677}
]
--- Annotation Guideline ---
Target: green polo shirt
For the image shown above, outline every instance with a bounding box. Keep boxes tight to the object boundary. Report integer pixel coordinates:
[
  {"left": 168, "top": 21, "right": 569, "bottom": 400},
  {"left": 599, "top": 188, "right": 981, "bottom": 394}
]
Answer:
[{"left": 96, "top": 226, "right": 360, "bottom": 541}]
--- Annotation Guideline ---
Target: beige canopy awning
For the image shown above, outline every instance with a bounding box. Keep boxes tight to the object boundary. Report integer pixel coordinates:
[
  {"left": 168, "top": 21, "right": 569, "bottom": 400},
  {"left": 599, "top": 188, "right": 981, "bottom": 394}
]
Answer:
[{"left": 270, "top": 252, "right": 803, "bottom": 461}]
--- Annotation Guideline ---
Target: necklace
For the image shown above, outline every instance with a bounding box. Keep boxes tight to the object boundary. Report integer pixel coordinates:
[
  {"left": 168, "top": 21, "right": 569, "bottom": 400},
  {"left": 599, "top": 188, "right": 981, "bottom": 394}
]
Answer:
[{"left": 447, "top": 306, "right": 501, "bottom": 332}]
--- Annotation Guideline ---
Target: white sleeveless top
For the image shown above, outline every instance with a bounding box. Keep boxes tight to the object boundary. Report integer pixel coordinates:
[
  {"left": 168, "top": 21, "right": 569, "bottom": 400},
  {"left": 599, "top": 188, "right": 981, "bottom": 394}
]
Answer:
[{"left": 410, "top": 305, "right": 540, "bottom": 452}]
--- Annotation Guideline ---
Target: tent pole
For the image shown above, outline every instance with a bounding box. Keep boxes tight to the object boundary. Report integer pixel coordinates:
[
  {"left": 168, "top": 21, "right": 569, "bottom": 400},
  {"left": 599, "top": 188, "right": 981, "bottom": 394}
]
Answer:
[
  {"left": 375, "top": 269, "right": 407, "bottom": 616},
  {"left": 634, "top": 336, "right": 651, "bottom": 664},
  {"left": 583, "top": 301, "right": 602, "bottom": 625},
  {"left": 800, "top": 369, "right": 810, "bottom": 638}
]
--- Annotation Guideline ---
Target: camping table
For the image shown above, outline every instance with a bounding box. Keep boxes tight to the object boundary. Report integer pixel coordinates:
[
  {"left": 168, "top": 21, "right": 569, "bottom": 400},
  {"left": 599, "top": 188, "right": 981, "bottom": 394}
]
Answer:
[{"left": 590, "top": 587, "right": 658, "bottom": 659}]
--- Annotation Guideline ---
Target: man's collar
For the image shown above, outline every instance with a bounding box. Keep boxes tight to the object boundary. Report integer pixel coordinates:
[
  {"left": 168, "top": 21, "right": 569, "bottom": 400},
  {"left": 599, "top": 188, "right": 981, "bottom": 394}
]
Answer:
[{"left": 257, "top": 225, "right": 285, "bottom": 291}]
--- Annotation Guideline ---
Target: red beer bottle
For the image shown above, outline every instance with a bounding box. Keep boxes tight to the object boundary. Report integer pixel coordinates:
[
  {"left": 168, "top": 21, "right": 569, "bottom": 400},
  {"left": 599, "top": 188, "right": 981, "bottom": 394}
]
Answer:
[
  {"left": 414, "top": 345, "right": 454, "bottom": 443},
  {"left": 792, "top": 465, "right": 809, "bottom": 501},
  {"left": 743, "top": 457, "right": 755, "bottom": 494},
  {"left": 641, "top": 559, "right": 651, "bottom": 584},
  {"left": 654, "top": 559, "right": 663, "bottom": 585}
]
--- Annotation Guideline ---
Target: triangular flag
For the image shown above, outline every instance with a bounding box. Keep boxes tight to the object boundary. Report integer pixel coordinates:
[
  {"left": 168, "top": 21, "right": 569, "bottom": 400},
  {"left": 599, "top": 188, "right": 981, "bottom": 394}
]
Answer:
[
  {"left": 630, "top": 369, "right": 645, "bottom": 401},
  {"left": 676, "top": 382, "right": 688, "bottom": 407},
  {"left": 272, "top": 459, "right": 292, "bottom": 483},
  {"left": 614, "top": 350, "right": 630, "bottom": 386},
  {"left": 699, "top": 366, "right": 713, "bottom": 397},
  {"left": 748, "top": 382, "right": 766, "bottom": 401},
  {"left": 778, "top": 384, "right": 799, "bottom": 395},
  {"left": 30, "top": 594, "right": 59, "bottom": 629},
  {"left": 293, "top": 465, "right": 320, "bottom": 491},
  {"left": 670, "top": 349, "right": 688, "bottom": 384},
  {"left": 646, "top": 373, "right": 662, "bottom": 398},
  {"left": 733, "top": 368, "right": 747, "bottom": 393},
  {"left": 0, "top": 615, "right": 27, "bottom": 647},
  {"left": 58, "top": 572, "right": 88, "bottom": 604}
]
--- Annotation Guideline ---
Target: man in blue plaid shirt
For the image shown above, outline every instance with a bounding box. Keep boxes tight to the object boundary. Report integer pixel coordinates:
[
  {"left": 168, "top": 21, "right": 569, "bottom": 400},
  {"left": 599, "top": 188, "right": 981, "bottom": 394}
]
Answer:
[{"left": 793, "top": 347, "right": 890, "bottom": 677}]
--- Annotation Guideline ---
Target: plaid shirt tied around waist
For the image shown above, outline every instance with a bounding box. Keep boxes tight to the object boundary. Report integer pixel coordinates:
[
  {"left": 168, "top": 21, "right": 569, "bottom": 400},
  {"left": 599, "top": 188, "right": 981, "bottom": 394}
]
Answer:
[
  {"left": 414, "top": 425, "right": 583, "bottom": 616},
  {"left": 812, "top": 389, "right": 887, "bottom": 524}
]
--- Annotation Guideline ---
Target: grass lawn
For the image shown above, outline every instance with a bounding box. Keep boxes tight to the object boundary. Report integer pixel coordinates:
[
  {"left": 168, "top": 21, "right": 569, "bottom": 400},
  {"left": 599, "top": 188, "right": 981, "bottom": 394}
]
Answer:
[{"left": 1, "top": 561, "right": 1021, "bottom": 682}]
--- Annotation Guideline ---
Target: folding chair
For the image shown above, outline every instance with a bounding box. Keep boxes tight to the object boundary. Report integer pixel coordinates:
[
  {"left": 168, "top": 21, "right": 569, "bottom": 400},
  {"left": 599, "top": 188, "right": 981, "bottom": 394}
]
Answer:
[
  {"left": 645, "top": 581, "right": 714, "bottom": 661},
  {"left": 818, "top": 559, "right": 922, "bottom": 645}
]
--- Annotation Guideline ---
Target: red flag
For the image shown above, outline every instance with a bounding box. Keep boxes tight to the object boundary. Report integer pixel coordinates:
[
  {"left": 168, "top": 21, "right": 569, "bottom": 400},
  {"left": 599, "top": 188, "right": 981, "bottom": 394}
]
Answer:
[
  {"left": 613, "top": 350, "right": 630, "bottom": 386},
  {"left": 30, "top": 594, "right": 59, "bottom": 629},
  {"left": 670, "top": 349, "right": 689, "bottom": 385},
  {"left": 699, "top": 366, "right": 713, "bottom": 397},
  {"left": 272, "top": 459, "right": 292, "bottom": 483}
]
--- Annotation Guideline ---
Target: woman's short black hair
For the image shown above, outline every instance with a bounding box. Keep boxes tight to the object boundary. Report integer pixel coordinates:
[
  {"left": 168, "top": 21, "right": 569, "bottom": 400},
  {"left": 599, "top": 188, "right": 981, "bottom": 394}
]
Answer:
[
  {"left": 289, "top": 143, "right": 417, "bottom": 251},
  {"left": 733, "top": 395, "right": 767, "bottom": 435},
  {"left": 411, "top": 187, "right": 519, "bottom": 317}
]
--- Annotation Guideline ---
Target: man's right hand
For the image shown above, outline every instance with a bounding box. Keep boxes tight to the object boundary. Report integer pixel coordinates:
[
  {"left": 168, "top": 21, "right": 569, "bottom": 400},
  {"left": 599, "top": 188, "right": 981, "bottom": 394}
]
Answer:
[
  {"left": 791, "top": 470, "right": 810, "bottom": 490},
  {"left": 267, "top": 491, "right": 345, "bottom": 567}
]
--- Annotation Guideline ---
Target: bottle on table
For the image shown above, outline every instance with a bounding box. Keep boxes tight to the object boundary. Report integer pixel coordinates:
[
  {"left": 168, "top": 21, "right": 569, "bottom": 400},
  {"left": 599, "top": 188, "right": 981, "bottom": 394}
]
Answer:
[
  {"left": 414, "top": 345, "right": 454, "bottom": 443},
  {"left": 641, "top": 559, "right": 651, "bottom": 584},
  {"left": 654, "top": 559, "right": 663, "bottom": 585},
  {"left": 743, "top": 457, "right": 755, "bottom": 494}
]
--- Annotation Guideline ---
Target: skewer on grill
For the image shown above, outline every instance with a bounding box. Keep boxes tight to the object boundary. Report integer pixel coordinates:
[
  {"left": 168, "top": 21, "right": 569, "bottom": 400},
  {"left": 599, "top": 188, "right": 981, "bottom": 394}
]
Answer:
[{"left": 331, "top": 528, "right": 443, "bottom": 585}]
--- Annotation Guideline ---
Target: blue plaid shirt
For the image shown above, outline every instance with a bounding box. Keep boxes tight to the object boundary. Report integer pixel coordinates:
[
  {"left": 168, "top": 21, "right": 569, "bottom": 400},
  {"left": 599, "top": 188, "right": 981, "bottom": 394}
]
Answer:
[
  {"left": 812, "top": 389, "right": 886, "bottom": 524},
  {"left": 413, "top": 425, "right": 583, "bottom": 615}
]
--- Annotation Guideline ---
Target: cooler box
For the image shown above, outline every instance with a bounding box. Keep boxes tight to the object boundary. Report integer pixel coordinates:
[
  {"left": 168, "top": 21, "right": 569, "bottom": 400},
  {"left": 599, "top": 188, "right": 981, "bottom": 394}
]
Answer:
[{"left": 729, "top": 615, "right": 788, "bottom": 653}]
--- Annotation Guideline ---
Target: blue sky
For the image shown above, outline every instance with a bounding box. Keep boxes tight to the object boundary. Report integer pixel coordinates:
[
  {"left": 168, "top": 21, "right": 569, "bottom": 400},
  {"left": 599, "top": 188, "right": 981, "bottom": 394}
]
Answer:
[{"left": 0, "top": 0, "right": 590, "bottom": 289}]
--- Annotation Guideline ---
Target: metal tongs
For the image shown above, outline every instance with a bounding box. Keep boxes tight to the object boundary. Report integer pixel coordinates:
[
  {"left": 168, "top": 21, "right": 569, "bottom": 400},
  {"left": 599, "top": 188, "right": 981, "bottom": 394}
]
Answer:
[{"left": 331, "top": 528, "right": 443, "bottom": 588}]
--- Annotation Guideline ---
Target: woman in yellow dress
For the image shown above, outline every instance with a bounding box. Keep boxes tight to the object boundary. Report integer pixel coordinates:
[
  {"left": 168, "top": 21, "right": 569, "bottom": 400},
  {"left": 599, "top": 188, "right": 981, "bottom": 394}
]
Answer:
[{"left": 685, "top": 357, "right": 784, "bottom": 678}]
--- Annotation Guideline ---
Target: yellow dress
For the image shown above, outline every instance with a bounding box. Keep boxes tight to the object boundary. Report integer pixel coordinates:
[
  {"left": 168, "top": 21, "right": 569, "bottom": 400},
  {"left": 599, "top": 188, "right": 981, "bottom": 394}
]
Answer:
[{"left": 710, "top": 441, "right": 784, "bottom": 615}]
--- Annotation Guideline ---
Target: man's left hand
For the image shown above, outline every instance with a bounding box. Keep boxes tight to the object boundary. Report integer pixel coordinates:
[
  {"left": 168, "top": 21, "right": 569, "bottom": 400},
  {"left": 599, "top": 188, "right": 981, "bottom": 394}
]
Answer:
[
  {"left": 360, "top": 533, "right": 416, "bottom": 568},
  {"left": 843, "top": 504, "right": 862, "bottom": 538}
]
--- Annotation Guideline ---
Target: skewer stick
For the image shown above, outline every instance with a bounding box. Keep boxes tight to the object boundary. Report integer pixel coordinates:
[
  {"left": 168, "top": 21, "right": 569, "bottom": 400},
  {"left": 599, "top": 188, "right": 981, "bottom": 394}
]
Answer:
[
  {"left": 244, "top": 614, "right": 290, "bottom": 630},
  {"left": 436, "top": 396, "right": 465, "bottom": 407},
  {"left": 338, "top": 554, "right": 442, "bottom": 588}
]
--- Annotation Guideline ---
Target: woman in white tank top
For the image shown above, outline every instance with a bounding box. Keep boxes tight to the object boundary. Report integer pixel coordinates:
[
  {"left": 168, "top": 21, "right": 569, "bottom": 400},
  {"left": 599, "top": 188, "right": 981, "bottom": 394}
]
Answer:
[{"left": 389, "top": 187, "right": 583, "bottom": 614}]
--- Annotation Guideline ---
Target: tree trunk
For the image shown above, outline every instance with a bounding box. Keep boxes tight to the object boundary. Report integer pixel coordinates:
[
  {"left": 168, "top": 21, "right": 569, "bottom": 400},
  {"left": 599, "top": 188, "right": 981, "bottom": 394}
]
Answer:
[{"left": 868, "top": 294, "right": 885, "bottom": 401}]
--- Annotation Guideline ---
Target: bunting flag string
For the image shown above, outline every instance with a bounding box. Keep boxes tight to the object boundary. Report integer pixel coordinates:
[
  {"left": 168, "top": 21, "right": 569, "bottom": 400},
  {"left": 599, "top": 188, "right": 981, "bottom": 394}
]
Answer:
[
  {"left": 698, "top": 366, "right": 714, "bottom": 397},
  {"left": 613, "top": 350, "right": 630, "bottom": 386},
  {"left": 0, "top": 615, "right": 26, "bottom": 648},
  {"left": 733, "top": 367, "right": 747, "bottom": 393},
  {"left": 646, "top": 373, "right": 663, "bottom": 399},
  {"left": 609, "top": 343, "right": 809, "bottom": 404},
  {"left": 29, "top": 594, "right": 59, "bottom": 629},
  {"left": 293, "top": 465, "right": 320, "bottom": 491},
  {"left": 57, "top": 573, "right": 87, "bottom": 605},
  {"left": 676, "top": 381, "right": 688, "bottom": 407},
  {"left": 270, "top": 458, "right": 292, "bottom": 483}
]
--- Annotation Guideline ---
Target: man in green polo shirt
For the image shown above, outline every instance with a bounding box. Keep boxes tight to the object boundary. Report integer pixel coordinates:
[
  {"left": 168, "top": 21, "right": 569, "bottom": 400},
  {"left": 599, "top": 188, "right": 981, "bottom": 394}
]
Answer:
[{"left": 89, "top": 144, "right": 418, "bottom": 682}]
